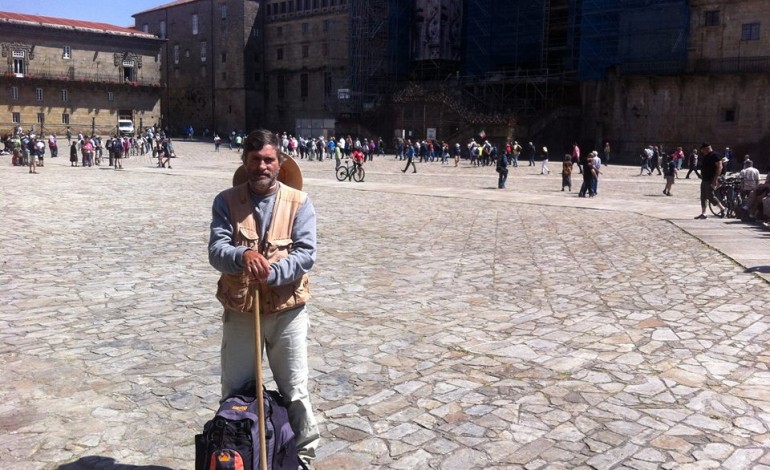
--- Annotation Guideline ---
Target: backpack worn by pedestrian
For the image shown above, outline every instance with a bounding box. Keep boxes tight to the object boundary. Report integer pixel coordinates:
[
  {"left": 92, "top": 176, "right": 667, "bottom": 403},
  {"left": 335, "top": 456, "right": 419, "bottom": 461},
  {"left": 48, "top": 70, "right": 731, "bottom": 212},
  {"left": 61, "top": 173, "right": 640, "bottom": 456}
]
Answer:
[{"left": 195, "top": 386, "right": 298, "bottom": 470}]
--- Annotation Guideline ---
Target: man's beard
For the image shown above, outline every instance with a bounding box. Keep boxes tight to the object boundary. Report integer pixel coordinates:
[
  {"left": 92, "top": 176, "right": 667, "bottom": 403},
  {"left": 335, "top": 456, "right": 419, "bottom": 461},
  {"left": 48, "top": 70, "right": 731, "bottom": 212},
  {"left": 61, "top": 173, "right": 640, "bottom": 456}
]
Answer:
[{"left": 249, "top": 173, "right": 277, "bottom": 193}]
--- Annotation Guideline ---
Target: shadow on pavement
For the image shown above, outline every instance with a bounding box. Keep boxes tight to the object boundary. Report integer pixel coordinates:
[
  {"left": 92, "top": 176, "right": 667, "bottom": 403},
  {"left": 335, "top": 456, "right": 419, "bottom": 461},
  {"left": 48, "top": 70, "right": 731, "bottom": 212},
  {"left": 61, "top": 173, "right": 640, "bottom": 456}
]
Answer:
[
  {"left": 57, "top": 456, "right": 175, "bottom": 470},
  {"left": 745, "top": 266, "right": 770, "bottom": 274}
]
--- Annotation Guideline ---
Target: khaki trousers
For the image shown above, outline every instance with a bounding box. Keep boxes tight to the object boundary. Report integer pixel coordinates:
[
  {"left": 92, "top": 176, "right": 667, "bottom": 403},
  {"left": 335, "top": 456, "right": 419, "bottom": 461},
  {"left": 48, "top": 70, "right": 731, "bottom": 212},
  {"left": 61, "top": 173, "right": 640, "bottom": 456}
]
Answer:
[{"left": 221, "top": 305, "right": 319, "bottom": 464}]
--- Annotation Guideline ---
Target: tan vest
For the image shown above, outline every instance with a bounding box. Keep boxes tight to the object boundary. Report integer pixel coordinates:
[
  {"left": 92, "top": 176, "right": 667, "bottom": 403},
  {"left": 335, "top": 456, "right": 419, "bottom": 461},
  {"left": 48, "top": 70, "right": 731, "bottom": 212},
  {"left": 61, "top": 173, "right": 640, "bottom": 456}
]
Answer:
[{"left": 215, "top": 182, "right": 311, "bottom": 315}]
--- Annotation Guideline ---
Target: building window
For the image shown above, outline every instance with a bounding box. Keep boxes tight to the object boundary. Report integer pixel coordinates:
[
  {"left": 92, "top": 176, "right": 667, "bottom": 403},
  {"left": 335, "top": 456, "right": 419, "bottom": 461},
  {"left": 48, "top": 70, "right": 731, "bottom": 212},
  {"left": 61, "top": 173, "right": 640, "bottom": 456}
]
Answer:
[
  {"left": 185, "top": 49, "right": 191, "bottom": 58},
  {"left": 221, "top": 52, "right": 227, "bottom": 63},
  {"left": 277, "top": 75, "right": 285, "bottom": 99},
  {"left": 324, "top": 71, "right": 332, "bottom": 96},
  {"left": 252, "top": 27, "right": 260, "bottom": 38},
  {"left": 36, "top": 88, "right": 43, "bottom": 101},
  {"left": 62, "top": 46, "right": 71, "bottom": 60},
  {"left": 255, "top": 72, "right": 261, "bottom": 82},
  {"left": 302, "top": 22, "right": 309, "bottom": 34},
  {"left": 108, "top": 91, "right": 114, "bottom": 101},
  {"left": 201, "top": 66, "right": 207, "bottom": 78},
  {"left": 723, "top": 109, "right": 736, "bottom": 122},
  {"left": 62, "top": 113, "right": 70, "bottom": 124},
  {"left": 704, "top": 10, "right": 720, "bottom": 27},
  {"left": 61, "top": 89, "right": 68, "bottom": 102},
  {"left": 12, "top": 112, "right": 20, "bottom": 124},
  {"left": 300, "top": 73, "right": 308, "bottom": 98},
  {"left": 277, "top": 26, "right": 283, "bottom": 36},
  {"left": 277, "top": 48, "right": 283, "bottom": 60},
  {"left": 37, "top": 113, "right": 44, "bottom": 124},
  {"left": 281, "top": 2, "right": 287, "bottom": 13},
  {"left": 323, "top": 20, "right": 330, "bottom": 32},
  {"left": 222, "top": 71, "right": 227, "bottom": 81},
  {"left": 174, "top": 45, "right": 180, "bottom": 64},
  {"left": 123, "top": 62, "right": 136, "bottom": 83},
  {"left": 143, "top": 23, "right": 149, "bottom": 33},
  {"left": 302, "top": 44, "right": 309, "bottom": 58},
  {"left": 13, "top": 50, "right": 25, "bottom": 75},
  {"left": 160, "top": 20, "right": 166, "bottom": 38},
  {"left": 10, "top": 86, "right": 18, "bottom": 100},
  {"left": 192, "top": 14, "right": 199, "bottom": 34},
  {"left": 322, "top": 42, "right": 329, "bottom": 57},
  {"left": 201, "top": 41, "right": 207, "bottom": 62},
  {"left": 742, "top": 23, "right": 760, "bottom": 41},
  {"left": 221, "top": 4, "right": 227, "bottom": 19}
]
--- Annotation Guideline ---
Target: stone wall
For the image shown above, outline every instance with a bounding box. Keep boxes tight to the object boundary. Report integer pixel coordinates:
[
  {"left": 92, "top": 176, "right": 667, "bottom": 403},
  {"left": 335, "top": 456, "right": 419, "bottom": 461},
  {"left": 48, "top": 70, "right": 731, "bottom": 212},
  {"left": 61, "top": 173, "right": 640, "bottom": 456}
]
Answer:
[{"left": 581, "top": 73, "right": 770, "bottom": 171}]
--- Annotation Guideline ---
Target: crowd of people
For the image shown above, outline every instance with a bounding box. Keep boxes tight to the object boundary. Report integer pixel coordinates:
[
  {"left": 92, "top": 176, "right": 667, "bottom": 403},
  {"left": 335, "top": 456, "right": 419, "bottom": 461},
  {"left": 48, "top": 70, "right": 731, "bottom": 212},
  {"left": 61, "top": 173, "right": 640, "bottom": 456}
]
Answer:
[{"left": 1, "top": 125, "right": 177, "bottom": 172}]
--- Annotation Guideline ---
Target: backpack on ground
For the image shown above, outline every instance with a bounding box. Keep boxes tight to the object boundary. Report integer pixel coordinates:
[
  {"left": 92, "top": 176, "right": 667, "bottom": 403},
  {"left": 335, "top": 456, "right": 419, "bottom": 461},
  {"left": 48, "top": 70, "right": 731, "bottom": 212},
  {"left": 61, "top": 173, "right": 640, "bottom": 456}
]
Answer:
[{"left": 195, "top": 388, "right": 298, "bottom": 470}]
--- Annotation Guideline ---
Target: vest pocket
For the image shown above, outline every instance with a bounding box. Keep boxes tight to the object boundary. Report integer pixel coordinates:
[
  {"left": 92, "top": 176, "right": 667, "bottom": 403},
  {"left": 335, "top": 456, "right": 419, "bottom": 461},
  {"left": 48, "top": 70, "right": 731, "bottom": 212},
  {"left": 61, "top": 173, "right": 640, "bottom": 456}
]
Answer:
[
  {"left": 237, "top": 227, "right": 260, "bottom": 250},
  {"left": 266, "top": 238, "right": 293, "bottom": 261}
]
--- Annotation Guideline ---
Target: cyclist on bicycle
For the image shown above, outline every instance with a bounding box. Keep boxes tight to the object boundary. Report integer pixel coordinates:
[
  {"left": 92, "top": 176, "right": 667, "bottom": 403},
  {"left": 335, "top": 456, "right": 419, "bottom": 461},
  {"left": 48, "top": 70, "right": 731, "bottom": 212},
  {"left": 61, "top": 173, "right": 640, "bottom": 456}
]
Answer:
[{"left": 352, "top": 147, "right": 365, "bottom": 179}]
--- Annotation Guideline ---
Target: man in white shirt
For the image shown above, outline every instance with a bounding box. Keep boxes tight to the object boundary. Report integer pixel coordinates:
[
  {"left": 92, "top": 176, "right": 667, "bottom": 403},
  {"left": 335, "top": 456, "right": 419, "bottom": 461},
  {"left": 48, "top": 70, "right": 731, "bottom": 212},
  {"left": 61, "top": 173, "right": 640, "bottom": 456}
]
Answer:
[{"left": 740, "top": 158, "right": 760, "bottom": 193}]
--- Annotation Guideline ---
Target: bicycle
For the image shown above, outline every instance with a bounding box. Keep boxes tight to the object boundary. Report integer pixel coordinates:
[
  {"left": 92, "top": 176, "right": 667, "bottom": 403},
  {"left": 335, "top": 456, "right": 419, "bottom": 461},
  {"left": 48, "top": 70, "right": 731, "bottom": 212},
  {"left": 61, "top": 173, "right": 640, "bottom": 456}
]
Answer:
[
  {"left": 335, "top": 159, "right": 365, "bottom": 182},
  {"left": 709, "top": 173, "right": 744, "bottom": 218}
]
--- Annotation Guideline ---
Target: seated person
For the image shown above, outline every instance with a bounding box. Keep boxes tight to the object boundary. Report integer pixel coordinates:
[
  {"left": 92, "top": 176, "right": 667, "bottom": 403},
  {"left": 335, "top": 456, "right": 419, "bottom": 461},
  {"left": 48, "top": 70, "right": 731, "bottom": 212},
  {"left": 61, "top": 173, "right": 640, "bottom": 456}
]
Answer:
[
  {"left": 740, "top": 159, "right": 760, "bottom": 194},
  {"left": 745, "top": 171, "right": 770, "bottom": 221}
]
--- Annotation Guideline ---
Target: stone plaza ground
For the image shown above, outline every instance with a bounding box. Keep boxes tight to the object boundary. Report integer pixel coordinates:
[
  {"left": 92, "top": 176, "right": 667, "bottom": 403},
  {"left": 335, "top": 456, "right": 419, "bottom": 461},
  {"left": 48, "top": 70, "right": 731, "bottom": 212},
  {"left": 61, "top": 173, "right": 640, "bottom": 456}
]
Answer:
[{"left": 1, "top": 141, "right": 770, "bottom": 469}]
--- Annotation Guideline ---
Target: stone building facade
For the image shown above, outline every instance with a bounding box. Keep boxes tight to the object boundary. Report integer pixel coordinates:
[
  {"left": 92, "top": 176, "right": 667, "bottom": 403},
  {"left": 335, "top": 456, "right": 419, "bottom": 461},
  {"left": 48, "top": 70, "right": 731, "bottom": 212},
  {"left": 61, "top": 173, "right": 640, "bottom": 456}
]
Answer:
[
  {"left": 133, "top": 0, "right": 350, "bottom": 138},
  {"left": 581, "top": 0, "right": 770, "bottom": 170},
  {"left": 262, "top": 0, "right": 350, "bottom": 138},
  {"left": 133, "top": 0, "right": 262, "bottom": 137},
  {"left": 0, "top": 12, "right": 162, "bottom": 137}
]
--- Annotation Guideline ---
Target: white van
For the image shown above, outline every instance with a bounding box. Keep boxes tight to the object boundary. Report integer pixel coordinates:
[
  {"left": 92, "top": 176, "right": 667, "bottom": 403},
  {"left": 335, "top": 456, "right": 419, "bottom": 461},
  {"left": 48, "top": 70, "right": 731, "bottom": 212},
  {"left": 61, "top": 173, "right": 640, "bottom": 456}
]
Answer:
[{"left": 118, "top": 119, "right": 135, "bottom": 136}]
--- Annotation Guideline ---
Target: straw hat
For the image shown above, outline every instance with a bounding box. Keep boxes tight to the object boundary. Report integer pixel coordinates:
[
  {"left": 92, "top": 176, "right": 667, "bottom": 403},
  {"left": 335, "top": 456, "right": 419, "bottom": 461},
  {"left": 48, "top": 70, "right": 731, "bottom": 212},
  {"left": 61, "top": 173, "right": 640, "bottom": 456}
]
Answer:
[{"left": 232, "top": 151, "right": 303, "bottom": 190}]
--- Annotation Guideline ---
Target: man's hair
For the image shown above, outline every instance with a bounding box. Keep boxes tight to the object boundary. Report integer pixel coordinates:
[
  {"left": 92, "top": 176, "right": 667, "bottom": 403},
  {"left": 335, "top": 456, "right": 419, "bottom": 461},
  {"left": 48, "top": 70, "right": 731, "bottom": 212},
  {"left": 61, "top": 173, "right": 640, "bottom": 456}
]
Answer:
[{"left": 241, "top": 129, "right": 282, "bottom": 162}]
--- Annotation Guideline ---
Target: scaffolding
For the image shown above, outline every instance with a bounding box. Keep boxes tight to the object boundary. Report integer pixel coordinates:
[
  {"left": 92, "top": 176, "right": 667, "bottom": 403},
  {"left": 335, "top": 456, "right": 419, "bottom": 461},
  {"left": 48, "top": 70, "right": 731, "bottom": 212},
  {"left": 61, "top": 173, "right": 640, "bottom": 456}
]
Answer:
[{"left": 349, "top": 0, "right": 410, "bottom": 113}]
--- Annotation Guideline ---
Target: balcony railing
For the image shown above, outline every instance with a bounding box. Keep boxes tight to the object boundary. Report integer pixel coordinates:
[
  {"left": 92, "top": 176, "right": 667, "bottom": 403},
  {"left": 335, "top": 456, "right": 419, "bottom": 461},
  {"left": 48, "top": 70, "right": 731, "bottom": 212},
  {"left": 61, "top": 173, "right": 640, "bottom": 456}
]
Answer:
[{"left": 1, "top": 69, "right": 162, "bottom": 87}]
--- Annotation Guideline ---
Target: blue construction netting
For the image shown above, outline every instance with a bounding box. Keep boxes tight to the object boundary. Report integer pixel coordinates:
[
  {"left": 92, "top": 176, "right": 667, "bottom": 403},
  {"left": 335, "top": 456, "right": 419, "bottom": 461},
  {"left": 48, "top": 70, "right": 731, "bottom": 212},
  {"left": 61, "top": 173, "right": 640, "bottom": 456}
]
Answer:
[
  {"left": 462, "top": 0, "right": 546, "bottom": 77},
  {"left": 578, "top": 0, "right": 689, "bottom": 80}
]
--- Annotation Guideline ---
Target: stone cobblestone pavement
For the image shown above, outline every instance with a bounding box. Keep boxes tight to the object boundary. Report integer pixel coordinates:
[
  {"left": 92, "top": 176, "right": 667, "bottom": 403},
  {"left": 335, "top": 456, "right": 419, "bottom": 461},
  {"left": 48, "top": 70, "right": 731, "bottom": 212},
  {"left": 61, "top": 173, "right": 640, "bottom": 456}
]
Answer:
[{"left": 1, "top": 142, "right": 769, "bottom": 470}]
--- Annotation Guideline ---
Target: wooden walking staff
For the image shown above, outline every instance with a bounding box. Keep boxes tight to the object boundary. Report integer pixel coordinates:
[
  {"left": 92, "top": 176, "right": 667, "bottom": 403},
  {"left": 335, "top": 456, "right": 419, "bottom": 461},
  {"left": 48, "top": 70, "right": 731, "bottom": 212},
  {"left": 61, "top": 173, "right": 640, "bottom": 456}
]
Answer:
[{"left": 251, "top": 285, "right": 268, "bottom": 470}]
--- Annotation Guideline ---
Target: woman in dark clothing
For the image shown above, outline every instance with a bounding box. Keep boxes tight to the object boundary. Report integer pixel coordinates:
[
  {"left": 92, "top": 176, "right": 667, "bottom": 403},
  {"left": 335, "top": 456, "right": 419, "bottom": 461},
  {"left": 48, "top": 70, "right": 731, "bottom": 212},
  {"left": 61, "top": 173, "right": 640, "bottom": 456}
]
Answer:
[
  {"left": 69, "top": 141, "right": 78, "bottom": 166},
  {"left": 578, "top": 153, "right": 595, "bottom": 197}
]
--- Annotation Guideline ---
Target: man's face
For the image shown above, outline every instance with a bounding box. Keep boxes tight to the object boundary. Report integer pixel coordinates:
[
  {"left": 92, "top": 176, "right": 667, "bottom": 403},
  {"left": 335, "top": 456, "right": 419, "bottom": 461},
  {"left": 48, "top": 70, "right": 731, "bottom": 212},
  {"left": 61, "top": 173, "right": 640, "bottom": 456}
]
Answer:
[
  {"left": 699, "top": 145, "right": 711, "bottom": 156},
  {"left": 244, "top": 144, "right": 281, "bottom": 194}
]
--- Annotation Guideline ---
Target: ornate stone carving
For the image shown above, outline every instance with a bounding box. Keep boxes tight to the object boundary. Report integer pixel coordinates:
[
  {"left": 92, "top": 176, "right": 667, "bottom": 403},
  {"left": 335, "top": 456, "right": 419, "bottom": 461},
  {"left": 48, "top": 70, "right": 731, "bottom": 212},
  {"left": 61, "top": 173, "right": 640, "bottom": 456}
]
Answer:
[
  {"left": 114, "top": 52, "right": 142, "bottom": 69},
  {"left": 1, "top": 42, "right": 34, "bottom": 65}
]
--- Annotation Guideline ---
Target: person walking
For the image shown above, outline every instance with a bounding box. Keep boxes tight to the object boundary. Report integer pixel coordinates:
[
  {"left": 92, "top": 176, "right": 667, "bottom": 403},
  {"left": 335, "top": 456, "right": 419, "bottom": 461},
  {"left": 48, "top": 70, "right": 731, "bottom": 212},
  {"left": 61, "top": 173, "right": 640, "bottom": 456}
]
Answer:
[
  {"left": 578, "top": 152, "right": 596, "bottom": 197},
  {"left": 69, "top": 140, "right": 78, "bottom": 166},
  {"left": 401, "top": 140, "right": 417, "bottom": 173},
  {"left": 208, "top": 129, "right": 320, "bottom": 469},
  {"left": 48, "top": 134, "right": 58, "bottom": 158},
  {"left": 561, "top": 154, "right": 572, "bottom": 191},
  {"left": 602, "top": 142, "right": 611, "bottom": 166},
  {"left": 694, "top": 143, "right": 725, "bottom": 219},
  {"left": 496, "top": 148, "right": 509, "bottom": 189},
  {"left": 540, "top": 146, "right": 551, "bottom": 175},
  {"left": 663, "top": 154, "right": 677, "bottom": 196},
  {"left": 28, "top": 137, "right": 39, "bottom": 174},
  {"left": 685, "top": 148, "right": 701, "bottom": 179}
]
